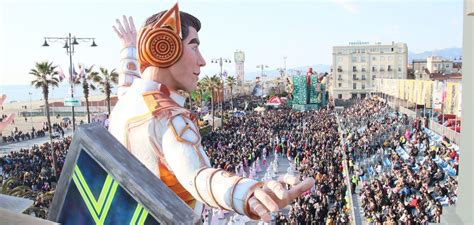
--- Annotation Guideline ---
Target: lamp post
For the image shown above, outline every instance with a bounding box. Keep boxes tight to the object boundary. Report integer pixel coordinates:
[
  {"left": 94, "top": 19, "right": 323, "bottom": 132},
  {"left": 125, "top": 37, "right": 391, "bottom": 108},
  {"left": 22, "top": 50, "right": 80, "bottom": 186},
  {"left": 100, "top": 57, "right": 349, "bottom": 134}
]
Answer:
[
  {"left": 211, "top": 57, "right": 231, "bottom": 126},
  {"left": 256, "top": 64, "right": 269, "bottom": 97},
  {"left": 42, "top": 33, "right": 97, "bottom": 132},
  {"left": 28, "top": 92, "right": 33, "bottom": 123}
]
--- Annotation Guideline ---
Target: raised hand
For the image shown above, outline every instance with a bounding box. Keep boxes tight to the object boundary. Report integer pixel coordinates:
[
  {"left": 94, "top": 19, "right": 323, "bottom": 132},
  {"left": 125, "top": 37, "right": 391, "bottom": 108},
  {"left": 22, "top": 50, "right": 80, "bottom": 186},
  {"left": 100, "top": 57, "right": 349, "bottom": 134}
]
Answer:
[
  {"left": 112, "top": 15, "right": 137, "bottom": 48},
  {"left": 248, "top": 174, "right": 315, "bottom": 222}
]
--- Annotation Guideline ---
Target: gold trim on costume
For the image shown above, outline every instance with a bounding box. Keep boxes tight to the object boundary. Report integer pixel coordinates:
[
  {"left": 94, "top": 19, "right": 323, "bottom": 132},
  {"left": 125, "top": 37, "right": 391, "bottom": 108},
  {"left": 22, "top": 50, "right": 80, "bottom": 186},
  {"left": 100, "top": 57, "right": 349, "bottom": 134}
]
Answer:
[
  {"left": 230, "top": 177, "right": 244, "bottom": 214},
  {"left": 194, "top": 167, "right": 210, "bottom": 207},
  {"left": 208, "top": 169, "right": 227, "bottom": 210}
]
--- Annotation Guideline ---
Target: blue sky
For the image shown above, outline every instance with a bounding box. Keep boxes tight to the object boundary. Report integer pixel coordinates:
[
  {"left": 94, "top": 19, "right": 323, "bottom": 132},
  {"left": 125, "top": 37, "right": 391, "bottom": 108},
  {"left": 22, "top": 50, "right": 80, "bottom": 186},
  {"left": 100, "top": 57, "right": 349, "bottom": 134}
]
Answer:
[{"left": 0, "top": 0, "right": 463, "bottom": 85}]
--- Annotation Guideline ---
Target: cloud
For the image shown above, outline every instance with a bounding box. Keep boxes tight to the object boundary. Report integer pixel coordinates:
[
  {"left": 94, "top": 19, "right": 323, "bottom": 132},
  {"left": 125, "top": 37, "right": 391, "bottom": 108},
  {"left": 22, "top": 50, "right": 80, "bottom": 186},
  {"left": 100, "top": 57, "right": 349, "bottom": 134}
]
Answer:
[{"left": 330, "top": 0, "right": 359, "bottom": 13}]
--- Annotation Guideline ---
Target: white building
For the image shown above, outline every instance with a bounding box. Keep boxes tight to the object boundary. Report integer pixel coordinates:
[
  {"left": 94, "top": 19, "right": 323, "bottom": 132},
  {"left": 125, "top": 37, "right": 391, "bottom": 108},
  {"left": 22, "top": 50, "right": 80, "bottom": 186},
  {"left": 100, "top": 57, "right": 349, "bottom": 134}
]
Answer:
[
  {"left": 234, "top": 50, "right": 245, "bottom": 86},
  {"left": 332, "top": 41, "right": 408, "bottom": 100},
  {"left": 426, "top": 56, "right": 454, "bottom": 73}
]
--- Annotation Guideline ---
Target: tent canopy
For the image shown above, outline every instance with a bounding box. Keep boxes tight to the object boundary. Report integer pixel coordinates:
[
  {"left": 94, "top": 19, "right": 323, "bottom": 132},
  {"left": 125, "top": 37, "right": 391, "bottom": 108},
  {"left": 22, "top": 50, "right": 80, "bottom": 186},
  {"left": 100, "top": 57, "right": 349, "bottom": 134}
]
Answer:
[{"left": 266, "top": 96, "right": 285, "bottom": 106}]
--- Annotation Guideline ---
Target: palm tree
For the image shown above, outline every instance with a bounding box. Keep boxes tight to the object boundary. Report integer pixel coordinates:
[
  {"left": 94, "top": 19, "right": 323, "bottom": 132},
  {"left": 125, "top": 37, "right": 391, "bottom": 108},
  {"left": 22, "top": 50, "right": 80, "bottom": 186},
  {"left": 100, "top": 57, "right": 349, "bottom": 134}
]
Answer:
[
  {"left": 73, "top": 65, "right": 98, "bottom": 124},
  {"left": 30, "top": 61, "right": 59, "bottom": 179},
  {"left": 92, "top": 67, "right": 118, "bottom": 116},
  {"left": 1, "top": 177, "right": 33, "bottom": 198},
  {"left": 226, "top": 76, "right": 237, "bottom": 111},
  {"left": 202, "top": 75, "right": 220, "bottom": 130},
  {"left": 196, "top": 80, "right": 205, "bottom": 107}
]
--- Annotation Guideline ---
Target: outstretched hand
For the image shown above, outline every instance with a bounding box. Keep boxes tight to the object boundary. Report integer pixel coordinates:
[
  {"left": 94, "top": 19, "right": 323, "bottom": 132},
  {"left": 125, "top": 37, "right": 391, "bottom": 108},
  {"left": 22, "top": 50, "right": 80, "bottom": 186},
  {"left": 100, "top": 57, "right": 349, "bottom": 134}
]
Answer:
[
  {"left": 248, "top": 174, "right": 315, "bottom": 222},
  {"left": 113, "top": 15, "right": 137, "bottom": 48}
]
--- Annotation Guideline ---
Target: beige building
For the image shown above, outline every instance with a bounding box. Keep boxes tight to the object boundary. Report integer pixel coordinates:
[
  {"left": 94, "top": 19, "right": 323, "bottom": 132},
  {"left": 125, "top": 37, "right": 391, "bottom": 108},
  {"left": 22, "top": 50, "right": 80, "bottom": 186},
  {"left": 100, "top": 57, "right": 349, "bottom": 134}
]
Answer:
[
  {"left": 427, "top": 56, "right": 454, "bottom": 73},
  {"left": 332, "top": 41, "right": 408, "bottom": 100}
]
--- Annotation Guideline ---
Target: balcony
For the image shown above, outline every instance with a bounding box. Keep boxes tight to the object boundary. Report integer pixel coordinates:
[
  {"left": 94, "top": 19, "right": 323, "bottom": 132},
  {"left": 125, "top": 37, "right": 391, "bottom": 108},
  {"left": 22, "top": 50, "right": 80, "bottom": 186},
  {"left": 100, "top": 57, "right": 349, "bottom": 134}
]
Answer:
[
  {"left": 337, "top": 68, "right": 343, "bottom": 72},
  {"left": 352, "top": 69, "right": 358, "bottom": 72},
  {"left": 361, "top": 77, "right": 366, "bottom": 80}
]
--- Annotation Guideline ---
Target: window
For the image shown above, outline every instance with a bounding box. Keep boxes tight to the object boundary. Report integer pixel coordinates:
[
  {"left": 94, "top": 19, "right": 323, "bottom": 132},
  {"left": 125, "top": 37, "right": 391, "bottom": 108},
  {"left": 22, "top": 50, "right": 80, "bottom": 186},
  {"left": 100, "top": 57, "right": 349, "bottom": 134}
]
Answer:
[
  {"left": 372, "top": 66, "right": 376, "bottom": 72},
  {"left": 398, "top": 67, "right": 402, "bottom": 72},
  {"left": 353, "top": 74, "right": 357, "bottom": 80},
  {"left": 352, "top": 56, "right": 357, "bottom": 62},
  {"left": 380, "top": 56, "right": 385, "bottom": 61},
  {"left": 388, "top": 65, "right": 392, "bottom": 71},
  {"left": 338, "top": 83, "right": 342, "bottom": 87},
  {"left": 353, "top": 66, "right": 357, "bottom": 72},
  {"left": 362, "top": 84, "right": 365, "bottom": 89},
  {"left": 362, "top": 74, "right": 366, "bottom": 80},
  {"left": 372, "top": 56, "right": 377, "bottom": 61},
  {"left": 372, "top": 75, "right": 376, "bottom": 80},
  {"left": 380, "top": 65, "right": 385, "bottom": 71},
  {"left": 361, "top": 56, "right": 366, "bottom": 62},
  {"left": 338, "top": 94, "right": 342, "bottom": 99},
  {"left": 351, "top": 93, "right": 358, "bottom": 99},
  {"left": 353, "top": 83, "right": 357, "bottom": 89},
  {"left": 338, "top": 75, "right": 342, "bottom": 80}
]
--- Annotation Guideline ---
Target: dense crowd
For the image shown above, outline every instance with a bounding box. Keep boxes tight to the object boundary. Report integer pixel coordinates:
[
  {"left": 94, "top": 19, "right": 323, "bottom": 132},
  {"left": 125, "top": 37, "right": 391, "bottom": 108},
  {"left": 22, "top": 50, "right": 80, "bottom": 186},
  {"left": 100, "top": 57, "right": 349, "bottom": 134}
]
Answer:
[
  {"left": 1, "top": 122, "right": 66, "bottom": 144},
  {"left": 341, "top": 97, "right": 458, "bottom": 224},
  {"left": 0, "top": 137, "right": 71, "bottom": 218},
  {"left": 202, "top": 97, "right": 350, "bottom": 224}
]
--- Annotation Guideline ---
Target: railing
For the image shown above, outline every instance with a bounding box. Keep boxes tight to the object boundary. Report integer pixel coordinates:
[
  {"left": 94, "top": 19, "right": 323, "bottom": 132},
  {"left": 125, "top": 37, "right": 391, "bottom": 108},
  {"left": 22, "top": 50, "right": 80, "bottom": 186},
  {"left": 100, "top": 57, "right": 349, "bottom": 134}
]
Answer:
[
  {"left": 361, "top": 69, "right": 366, "bottom": 72},
  {"left": 429, "top": 120, "right": 461, "bottom": 145},
  {"left": 338, "top": 69, "right": 343, "bottom": 72}
]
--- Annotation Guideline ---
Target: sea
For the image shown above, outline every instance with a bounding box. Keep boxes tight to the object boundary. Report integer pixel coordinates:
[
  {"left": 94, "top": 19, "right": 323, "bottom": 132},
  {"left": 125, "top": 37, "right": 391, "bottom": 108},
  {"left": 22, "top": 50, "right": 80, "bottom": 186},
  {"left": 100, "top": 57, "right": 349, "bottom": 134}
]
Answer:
[{"left": 0, "top": 83, "right": 117, "bottom": 103}]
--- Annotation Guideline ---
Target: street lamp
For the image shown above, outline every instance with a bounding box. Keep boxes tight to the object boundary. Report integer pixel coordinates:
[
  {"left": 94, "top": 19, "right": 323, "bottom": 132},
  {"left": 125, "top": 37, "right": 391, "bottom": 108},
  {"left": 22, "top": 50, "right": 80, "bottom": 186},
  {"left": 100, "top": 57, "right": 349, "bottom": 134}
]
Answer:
[
  {"left": 211, "top": 57, "right": 231, "bottom": 125},
  {"left": 42, "top": 33, "right": 97, "bottom": 132},
  {"left": 28, "top": 92, "right": 33, "bottom": 123},
  {"left": 256, "top": 64, "right": 269, "bottom": 97}
]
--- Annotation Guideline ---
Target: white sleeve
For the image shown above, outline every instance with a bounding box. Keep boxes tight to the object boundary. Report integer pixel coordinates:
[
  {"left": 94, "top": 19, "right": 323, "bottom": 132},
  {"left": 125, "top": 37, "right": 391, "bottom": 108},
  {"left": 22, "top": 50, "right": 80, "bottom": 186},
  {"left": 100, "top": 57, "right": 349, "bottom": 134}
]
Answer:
[
  {"left": 161, "top": 114, "right": 258, "bottom": 215},
  {"left": 118, "top": 46, "right": 140, "bottom": 98}
]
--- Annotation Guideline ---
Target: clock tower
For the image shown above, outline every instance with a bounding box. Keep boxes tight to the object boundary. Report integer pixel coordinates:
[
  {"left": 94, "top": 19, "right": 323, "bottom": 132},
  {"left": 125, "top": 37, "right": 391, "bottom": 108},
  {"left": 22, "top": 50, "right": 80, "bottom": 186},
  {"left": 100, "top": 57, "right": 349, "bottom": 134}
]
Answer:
[{"left": 234, "top": 50, "right": 245, "bottom": 86}]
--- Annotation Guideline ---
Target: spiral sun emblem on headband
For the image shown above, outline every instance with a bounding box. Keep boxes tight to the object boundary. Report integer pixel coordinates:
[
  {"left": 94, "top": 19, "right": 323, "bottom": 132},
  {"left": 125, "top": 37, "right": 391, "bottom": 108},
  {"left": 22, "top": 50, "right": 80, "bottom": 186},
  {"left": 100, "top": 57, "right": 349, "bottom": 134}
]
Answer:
[{"left": 142, "top": 28, "right": 182, "bottom": 68}]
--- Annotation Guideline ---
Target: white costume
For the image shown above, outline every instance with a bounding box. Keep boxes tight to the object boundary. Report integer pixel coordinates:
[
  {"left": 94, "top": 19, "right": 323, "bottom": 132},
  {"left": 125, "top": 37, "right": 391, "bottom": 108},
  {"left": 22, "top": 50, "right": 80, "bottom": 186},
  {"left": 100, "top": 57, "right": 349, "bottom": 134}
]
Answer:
[{"left": 109, "top": 79, "right": 260, "bottom": 217}]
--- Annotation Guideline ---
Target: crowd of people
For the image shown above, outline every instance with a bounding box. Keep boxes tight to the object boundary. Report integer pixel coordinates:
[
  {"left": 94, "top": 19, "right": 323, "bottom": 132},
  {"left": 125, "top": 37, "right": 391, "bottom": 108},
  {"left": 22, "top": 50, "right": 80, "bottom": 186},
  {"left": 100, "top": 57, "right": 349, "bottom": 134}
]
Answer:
[
  {"left": 0, "top": 137, "right": 71, "bottom": 218},
  {"left": 341, "top": 97, "right": 458, "bottom": 224},
  {"left": 1, "top": 122, "right": 66, "bottom": 144},
  {"left": 202, "top": 97, "right": 350, "bottom": 224}
]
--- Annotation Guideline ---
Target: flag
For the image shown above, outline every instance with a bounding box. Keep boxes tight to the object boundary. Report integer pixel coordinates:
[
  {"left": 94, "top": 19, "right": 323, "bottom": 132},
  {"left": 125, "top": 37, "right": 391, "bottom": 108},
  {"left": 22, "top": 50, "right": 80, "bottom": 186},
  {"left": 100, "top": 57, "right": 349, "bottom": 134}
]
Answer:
[
  {"left": 0, "top": 94, "right": 6, "bottom": 106},
  {"left": 441, "top": 80, "right": 447, "bottom": 104},
  {"left": 56, "top": 66, "right": 65, "bottom": 82},
  {"left": 69, "top": 65, "right": 78, "bottom": 82},
  {"left": 78, "top": 64, "right": 85, "bottom": 79}
]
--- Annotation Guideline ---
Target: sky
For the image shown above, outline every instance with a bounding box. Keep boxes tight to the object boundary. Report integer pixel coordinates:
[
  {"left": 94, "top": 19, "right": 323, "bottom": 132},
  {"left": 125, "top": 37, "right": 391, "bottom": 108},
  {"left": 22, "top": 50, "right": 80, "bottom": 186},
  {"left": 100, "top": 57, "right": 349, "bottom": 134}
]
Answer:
[{"left": 0, "top": 0, "right": 463, "bottom": 86}]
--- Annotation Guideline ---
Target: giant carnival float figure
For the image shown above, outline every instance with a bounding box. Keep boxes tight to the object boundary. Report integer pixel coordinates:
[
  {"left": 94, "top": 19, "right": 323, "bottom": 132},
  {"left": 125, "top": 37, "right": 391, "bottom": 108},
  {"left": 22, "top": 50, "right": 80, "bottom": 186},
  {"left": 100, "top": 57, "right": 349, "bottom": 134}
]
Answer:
[{"left": 109, "top": 3, "right": 314, "bottom": 222}]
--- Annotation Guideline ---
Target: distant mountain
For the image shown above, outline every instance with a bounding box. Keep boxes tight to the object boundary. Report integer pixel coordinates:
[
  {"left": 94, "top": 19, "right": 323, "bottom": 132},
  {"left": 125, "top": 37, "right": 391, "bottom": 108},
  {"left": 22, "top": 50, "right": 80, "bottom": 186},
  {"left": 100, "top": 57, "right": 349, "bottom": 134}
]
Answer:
[
  {"left": 244, "top": 64, "right": 331, "bottom": 81},
  {"left": 408, "top": 48, "right": 462, "bottom": 61}
]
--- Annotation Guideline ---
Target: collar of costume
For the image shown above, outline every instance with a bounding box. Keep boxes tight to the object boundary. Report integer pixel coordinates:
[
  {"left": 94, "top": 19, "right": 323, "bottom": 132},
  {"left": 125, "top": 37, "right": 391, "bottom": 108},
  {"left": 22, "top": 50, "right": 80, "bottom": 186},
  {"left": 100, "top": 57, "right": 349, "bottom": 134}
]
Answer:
[
  {"left": 133, "top": 78, "right": 186, "bottom": 107},
  {"left": 138, "top": 3, "right": 183, "bottom": 72}
]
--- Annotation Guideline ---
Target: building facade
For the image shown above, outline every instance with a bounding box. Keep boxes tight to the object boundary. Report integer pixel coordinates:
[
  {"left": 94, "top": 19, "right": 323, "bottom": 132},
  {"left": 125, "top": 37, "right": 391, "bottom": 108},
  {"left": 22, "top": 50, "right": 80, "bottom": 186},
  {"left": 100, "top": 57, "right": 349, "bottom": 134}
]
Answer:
[{"left": 332, "top": 41, "right": 408, "bottom": 100}]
